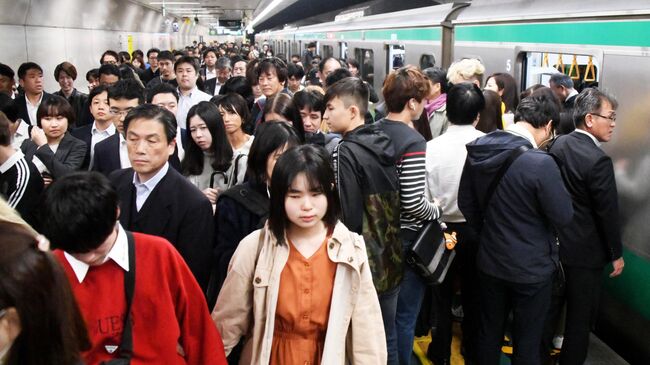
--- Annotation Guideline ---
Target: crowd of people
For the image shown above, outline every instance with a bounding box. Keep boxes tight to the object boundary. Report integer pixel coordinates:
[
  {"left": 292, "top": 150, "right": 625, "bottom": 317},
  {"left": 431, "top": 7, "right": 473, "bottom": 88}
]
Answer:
[{"left": 0, "top": 39, "right": 624, "bottom": 365}]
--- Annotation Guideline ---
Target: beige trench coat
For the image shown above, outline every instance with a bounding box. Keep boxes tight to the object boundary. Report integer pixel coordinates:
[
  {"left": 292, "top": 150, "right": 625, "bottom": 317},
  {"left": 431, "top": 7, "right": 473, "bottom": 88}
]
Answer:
[{"left": 212, "top": 221, "right": 387, "bottom": 365}]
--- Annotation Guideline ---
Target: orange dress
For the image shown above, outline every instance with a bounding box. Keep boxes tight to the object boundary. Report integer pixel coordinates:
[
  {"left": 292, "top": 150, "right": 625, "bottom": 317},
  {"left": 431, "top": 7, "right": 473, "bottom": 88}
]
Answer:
[{"left": 269, "top": 238, "right": 337, "bottom": 365}]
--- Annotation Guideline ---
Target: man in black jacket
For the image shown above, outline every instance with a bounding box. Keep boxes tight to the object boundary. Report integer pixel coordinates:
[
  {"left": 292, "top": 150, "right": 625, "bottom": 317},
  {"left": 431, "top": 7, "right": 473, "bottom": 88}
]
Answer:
[
  {"left": 549, "top": 88, "right": 624, "bottom": 364},
  {"left": 458, "top": 94, "right": 574, "bottom": 365},
  {"left": 324, "top": 77, "right": 402, "bottom": 364},
  {"left": 108, "top": 104, "right": 214, "bottom": 294},
  {"left": 15, "top": 62, "right": 51, "bottom": 126}
]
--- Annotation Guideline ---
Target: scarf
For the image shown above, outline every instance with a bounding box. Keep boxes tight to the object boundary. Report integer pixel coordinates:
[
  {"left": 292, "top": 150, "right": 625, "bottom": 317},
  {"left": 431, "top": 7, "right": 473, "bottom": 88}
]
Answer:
[{"left": 425, "top": 93, "right": 447, "bottom": 118}]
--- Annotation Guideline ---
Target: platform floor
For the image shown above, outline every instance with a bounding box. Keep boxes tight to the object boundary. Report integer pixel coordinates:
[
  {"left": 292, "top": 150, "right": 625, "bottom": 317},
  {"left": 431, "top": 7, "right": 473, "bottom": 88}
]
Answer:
[{"left": 412, "top": 323, "right": 630, "bottom": 365}]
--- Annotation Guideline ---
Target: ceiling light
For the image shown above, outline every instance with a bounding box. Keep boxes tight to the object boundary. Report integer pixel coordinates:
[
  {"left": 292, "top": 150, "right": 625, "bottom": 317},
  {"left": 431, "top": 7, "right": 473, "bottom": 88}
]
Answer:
[
  {"left": 150, "top": 2, "right": 200, "bottom": 5},
  {"left": 246, "top": 0, "right": 283, "bottom": 31}
]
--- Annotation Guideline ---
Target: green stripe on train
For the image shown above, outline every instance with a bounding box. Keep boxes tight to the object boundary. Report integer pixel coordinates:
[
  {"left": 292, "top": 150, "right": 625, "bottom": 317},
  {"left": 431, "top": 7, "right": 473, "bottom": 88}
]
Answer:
[
  {"left": 603, "top": 249, "right": 650, "bottom": 320},
  {"left": 294, "top": 27, "right": 441, "bottom": 41},
  {"left": 455, "top": 21, "right": 650, "bottom": 47}
]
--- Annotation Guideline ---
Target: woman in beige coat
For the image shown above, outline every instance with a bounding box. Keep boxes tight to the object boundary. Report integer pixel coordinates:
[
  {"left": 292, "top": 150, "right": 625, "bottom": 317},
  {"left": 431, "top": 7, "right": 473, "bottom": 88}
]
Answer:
[{"left": 212, "top": 144, "right": 386, "bottom": 365}]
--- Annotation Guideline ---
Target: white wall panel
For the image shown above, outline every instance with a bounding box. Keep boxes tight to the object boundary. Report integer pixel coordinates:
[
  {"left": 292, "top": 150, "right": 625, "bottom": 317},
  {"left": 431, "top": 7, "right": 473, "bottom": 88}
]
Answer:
[
  {"left": 25, "top": 27, "right": 67, "bottom": 93},
  {"left": 0, "top": 25, "right": 29, "bottom": 72}
]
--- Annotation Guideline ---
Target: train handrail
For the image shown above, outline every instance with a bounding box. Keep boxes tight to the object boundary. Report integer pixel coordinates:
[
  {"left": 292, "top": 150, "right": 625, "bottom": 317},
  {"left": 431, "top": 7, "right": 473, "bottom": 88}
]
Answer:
[
  {"left": 568, "top": 55, "right": 580, "bottom": 80},
  {"left": 584, "top": 56, "right": 596, "bottom": 82},
  {"left": 555, "top": 54, "right": 565, "bottom": 74}
]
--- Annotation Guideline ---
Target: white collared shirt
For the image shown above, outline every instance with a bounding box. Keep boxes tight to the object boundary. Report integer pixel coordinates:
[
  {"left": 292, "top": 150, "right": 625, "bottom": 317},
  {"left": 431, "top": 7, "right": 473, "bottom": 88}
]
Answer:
[
  {"left": 213, "top": 82, "right": 222, "bottom": 96},
  {"left": 506, "top": 123, "right": 538, "bottom": 148},
  {"left": 132, "top": 162, "right": 169, "bottom": 211},
  {"left": 575, "top": 128, "right": 602, "bottom": 147},
  {"left": 176, "top": 86, "right": 212, "bottom": 129},
  {"left": 25, "top": 93, "right": 44, "bottom": 125},
  {"left": 426, "top": 124, "right": 485, "bottom": 223},
  {"left": 205, "top": 68, "right": 217, "bottom": 81},
  {"left": 64, "top": 223, "right": 129, "bottom": 283},
  {"left": 11, "top": 120, "right": 30, "bottom": 150},
  {"left": 119, "top": 134, "right": 131, "bottom": 169},
  {"left": 90, "top": 122, "right": 116, "bottom": 169}
]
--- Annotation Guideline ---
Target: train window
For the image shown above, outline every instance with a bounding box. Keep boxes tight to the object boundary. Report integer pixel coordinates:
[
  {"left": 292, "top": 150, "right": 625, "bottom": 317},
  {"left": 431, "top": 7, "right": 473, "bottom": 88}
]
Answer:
[
  {"left": 522, "top": 52, "right": 600, "bottom": 92},
  {"left": 355, "top": 48, "right": 374, "bottom": 87},
  {"left": 340, "top": 42, "right": 348, "bottom": 60},
  {"left": 420, "top": 54, "right": 436, "bottom": 69},
  {"left": 323, "top": 45, "right": 334, "bottom": 59},
  {"left": 387, "top": 44, "right": 405, "bottom": 73}
]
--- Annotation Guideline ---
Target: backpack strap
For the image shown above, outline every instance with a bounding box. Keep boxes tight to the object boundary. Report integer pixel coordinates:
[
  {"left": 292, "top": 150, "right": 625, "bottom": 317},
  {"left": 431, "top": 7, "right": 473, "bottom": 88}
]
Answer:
[{"left": 483, "top": 144, "right": 530, "bottom": 208}]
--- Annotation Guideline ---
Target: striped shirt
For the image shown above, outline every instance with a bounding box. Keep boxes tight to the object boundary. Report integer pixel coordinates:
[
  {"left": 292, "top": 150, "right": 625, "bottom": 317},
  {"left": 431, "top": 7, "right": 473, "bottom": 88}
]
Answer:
[
  {"left": 0, "top": 150, "right": 43, "bottom": 222},
  {"left": 376, "top": 119, "right": 441, "bottom": 232}
]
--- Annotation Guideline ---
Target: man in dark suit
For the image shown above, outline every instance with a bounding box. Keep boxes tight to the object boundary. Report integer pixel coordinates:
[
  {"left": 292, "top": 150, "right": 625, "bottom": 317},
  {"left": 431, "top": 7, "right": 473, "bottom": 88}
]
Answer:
[
  {"left": 202, "top": 57, "right": 231, "bottom": 96},
  {"left": 15, "top": 62, "right": 52, "bottom": 126},
  {"left": 549, "top": 73, "right": 579, "bottom": 134},
  {"left": 549, "top": 88, "right": 624, "bottom": 364},
  {"left": 71, "top": 85, "right": 115, "bottom": 170},
  {"left": 109, "top": 104, "right": 213, "bottom": 293}
]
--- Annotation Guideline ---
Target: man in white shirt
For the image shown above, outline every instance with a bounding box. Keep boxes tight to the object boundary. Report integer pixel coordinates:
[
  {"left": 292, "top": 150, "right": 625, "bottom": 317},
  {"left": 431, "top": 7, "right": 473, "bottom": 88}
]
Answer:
[
  {"left": 71, "top": 85, "right": 116, "bottom": 169},
  {"left": 425, "top": 82, "right": 485, "bottom": 365},
  {"left": 201, "top": 48, "right": 218, "bottom": 81},
  {"left": 16, "top": 62, "right": 51, "bottom": 125},
  {"left": 203, "top": 57, "right": 232, "bottom": 96},
  {"left": 92, "top": 80, "right": 144, "bottom": 176},
  {"left": 175, "top": 56, "right": 211, "bottom": 130}
]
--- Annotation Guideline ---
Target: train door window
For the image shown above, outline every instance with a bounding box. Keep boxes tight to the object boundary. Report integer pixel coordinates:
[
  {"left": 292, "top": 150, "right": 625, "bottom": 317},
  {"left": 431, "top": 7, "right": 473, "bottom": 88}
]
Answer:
[
  {"left": 315, "top": 41, "right": 321, "bottom": 55},
  {"left": 323, "top": 45, "right": 333, "bottom": 59},
  {"left": 387, "top": 44, "right": 405, "bottom": 73},
  {"left": 340, "top": 42, "right": 348, "bottom": 60},
  {"left": 522, "top": 51, "right": 600, "bottom": 92},
  {"left": 420, "top": 54, "right": 436, "bottom": 69},
  {"left": 355, "top": 48, "right": 374, "bottom": 87}
]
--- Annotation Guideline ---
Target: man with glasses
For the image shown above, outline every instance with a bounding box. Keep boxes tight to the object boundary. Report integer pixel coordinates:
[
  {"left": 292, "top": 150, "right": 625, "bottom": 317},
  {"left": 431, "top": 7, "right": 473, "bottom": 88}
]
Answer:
[
  {"left": 549, "top": 88, "right": 624, "bottom": 364},
  {"left": 92, "top": 80, "right": 143, "bottom": 176}
]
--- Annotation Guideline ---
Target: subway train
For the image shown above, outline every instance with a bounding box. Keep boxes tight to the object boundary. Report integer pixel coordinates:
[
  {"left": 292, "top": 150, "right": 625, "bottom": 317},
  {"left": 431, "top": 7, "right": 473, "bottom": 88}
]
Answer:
[{"left": 257, "top": 0, "right": 650, "bottom": 363}]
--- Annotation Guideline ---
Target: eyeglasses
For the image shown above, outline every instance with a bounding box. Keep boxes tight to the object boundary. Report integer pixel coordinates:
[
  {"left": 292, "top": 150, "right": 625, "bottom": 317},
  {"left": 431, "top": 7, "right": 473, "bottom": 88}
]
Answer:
[
  {"left": 110, "top": 108, "right": 134, "bottom": 116},
  {"left": 591, "top": 113, "right": 616, "bottom": 122}
]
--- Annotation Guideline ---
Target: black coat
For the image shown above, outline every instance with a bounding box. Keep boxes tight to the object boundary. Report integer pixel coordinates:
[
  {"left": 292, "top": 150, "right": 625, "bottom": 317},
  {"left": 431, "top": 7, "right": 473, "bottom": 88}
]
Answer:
[
  {"left": 21, "top": 132, "right": 87, "bottom": 179},
  {"left": 92, "top": 133, "right": 182, "bottom": 176},
  {"left": 15, "top": 92, "right": 52, "bottom": 125},
  {"left": 109, "top": 166, "right": 215, "bottom": 292},
  {"left": 549, "top": 131, "right": 623, "bottom": 268},
  {"left": 53, "top": 89, "right": 88, "bottom": 128}
]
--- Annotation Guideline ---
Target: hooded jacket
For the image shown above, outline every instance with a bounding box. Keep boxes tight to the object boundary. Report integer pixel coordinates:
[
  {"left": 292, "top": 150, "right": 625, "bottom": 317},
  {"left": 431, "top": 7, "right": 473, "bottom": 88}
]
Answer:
[
  {"left": 333, "top": 124, "right": 402, "bottom": 293},
  {"left": 458, "top": 130, "right": 574, "bottom": 283}
]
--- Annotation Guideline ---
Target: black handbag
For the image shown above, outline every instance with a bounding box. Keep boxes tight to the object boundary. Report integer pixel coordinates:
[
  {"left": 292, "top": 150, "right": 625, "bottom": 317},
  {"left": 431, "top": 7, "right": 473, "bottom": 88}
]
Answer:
[
  {"left": 101, "top": 231, "right": 136, "bottom": 365},
  {"left": 406, "top": 220, "right": 457, "bottom": 285}
]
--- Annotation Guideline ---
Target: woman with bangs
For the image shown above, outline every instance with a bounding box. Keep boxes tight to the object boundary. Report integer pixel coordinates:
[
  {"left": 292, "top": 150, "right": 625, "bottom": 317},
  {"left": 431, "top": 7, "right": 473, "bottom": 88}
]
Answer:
[
  {"left": 182, "top": 101, "right": 246, "bottom": 205},
  {"left": 213, "top": 92, "right": 254, "bottom": 155},
  {"left": 21, "top": 95, "right": 87, "bottom": 185},
  {"left": 213, "top": 144, "right": 386, "bottom": 365}
]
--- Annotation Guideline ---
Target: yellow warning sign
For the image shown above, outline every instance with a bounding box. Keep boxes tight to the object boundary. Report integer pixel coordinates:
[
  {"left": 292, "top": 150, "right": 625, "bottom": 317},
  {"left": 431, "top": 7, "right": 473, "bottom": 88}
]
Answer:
[{"left": 127, "top": 35, "right": 134, "bottom": 55}]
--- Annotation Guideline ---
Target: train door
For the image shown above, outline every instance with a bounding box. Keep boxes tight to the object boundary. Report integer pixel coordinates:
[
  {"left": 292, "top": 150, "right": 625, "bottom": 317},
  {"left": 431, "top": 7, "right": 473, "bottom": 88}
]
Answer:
[
  {"left": 340, "top": 42, "right": 348, "bottom": 60},
  {"left": 322, "top": 44, "right": 334, "bottom": 59},
  {"left": 520, "top": 50, "right": 600, "bottom": 91},
  {"left": 354, "top": 47, "right": 375, "bottom": 88},
  {"left": 386, "top": 44, "right": 405, "bottom": 73}
]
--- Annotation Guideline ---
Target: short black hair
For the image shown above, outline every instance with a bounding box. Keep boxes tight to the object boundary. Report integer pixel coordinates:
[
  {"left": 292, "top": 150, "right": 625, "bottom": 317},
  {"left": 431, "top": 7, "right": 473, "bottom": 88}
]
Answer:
[
  {"left": 123, "top": 104, "right": 177, "bottom": 143},
  {"left": 88, "top": 84, "right": 109, "bottom": 104},
  {"left": 549, "top": 73, "right": 574, "bottom": 89},
  {"left": 258, "top": 57, "right": 288, "bottom": 83},
  {"left": 446, "top": 83, "right": 485, "bottom": 125},
  {"left": 119, "top": 51, "right": 131, "bottom": 63},
  {"left": 515, "top": 93, "right": 561, "bottom": 130},
  {"left": 37, "top": 95, "right": 76, "bottom": 128},
  {"left": 247, "top": 122, "right": 302, "bottom": 187},
  {"left": 174, "top": 56, "right": 200, "bottom": 73},
  {"left": 41, "top": 172, "right": 119, "bottom": 253},
  {"left": 230, "top": 55, "right": 246, "bottom": 65},
  {"left": 218, "top": 75, "right": 253, "bottom": 101},
  {"left": 202, "top": 47, "right": 218, "bottom": 59},
  {"left": 213, "top": 92, "right": 251, "bottom": 130},
  {"left": 100, "top": 50, "right": 119, "bottom": 65},
  {"left": 346, "top": 58, "right": 359, "bottom": 69},
  {"left": 17, "top": 62, "right": 43, "bottom": 80},
  {"left": 173, "top": 50, "right": 186, "bottom": 58},
  {"left": 132, "top": 49, "right": 144, "bottom": 59},
  {"left": 268, "top": 144, "right": 340, "bottom": 242},
  {"left": 287, "top": 63, "right": 305, "bottom": 79},
  {"left": 423, "top": 67, "right": 449, "bottom": 93},
  {"left": 147, "top": 48, "right": 161, "bottom": 58},
  {"left": 293, "top": 89, "right": 324, "bottom": 113},
  {"left": 98, "top": 64, "right": 121, "bottom": 79},
  {"left": 0, "top": 63, "right": 15, "bottom": 79},
  {"left": 86, "top": 68, "right": 99, "bottom": 82},
  {"left": 108, "top": 79, "right": 145, "bottom": 105},
  {"left": 157, "top": 50, "right": 175, "bottom": 62},
  {"left": 324, "top": 77, "right": 368, "bottom": 116},
  {"left": 147, "top": 83, "right": 179, "bottom": 103},
  {"left": 325, "top": 68, "right": 351, "bottom": 88},
  {"left": 1, "top": 99, "right": 19, "bottom": 123}
]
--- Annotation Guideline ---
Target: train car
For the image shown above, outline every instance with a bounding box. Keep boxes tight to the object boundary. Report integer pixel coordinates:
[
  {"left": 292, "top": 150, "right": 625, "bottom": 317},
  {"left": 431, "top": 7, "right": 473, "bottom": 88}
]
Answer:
[{"left": 257, "top": 1, "right": 650, "bottom": 363}]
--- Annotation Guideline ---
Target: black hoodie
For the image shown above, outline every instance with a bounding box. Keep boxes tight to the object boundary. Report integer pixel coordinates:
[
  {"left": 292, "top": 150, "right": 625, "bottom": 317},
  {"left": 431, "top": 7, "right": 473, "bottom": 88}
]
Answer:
[
  {"left": 333, "top": 123, "right": 403, "bottom": 293},
  {"left": 458, "top": 130, "right": 574, "bottom": 283}
]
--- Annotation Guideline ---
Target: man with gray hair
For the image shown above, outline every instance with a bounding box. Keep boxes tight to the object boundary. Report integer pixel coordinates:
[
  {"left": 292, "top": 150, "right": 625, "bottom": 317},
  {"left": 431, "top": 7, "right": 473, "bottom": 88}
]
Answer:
[
  {"left": 203, "top": 57, "right": 231, "bottom": 96},
  {"left": 549, "top": 88, "right": 624, "bottom": 364},
  {"left": 549, "top": 73, "right": 578, "bottom": 109}
]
